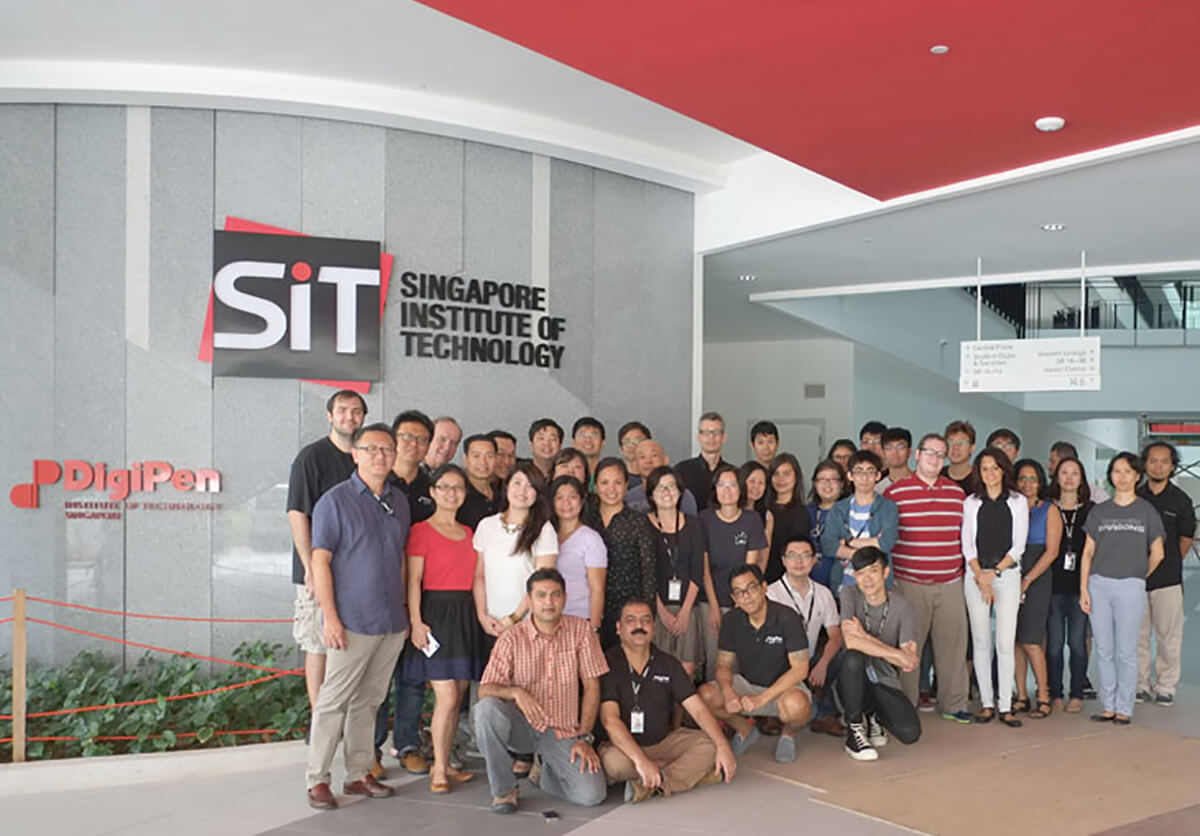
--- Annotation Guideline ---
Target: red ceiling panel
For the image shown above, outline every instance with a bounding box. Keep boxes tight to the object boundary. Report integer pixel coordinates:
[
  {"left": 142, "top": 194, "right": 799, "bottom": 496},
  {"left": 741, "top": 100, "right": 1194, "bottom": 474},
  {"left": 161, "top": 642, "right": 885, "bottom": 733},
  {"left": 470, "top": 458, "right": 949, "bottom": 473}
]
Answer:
[{"left": 417, "top": 0, "right": 1200, "bottom": 199}]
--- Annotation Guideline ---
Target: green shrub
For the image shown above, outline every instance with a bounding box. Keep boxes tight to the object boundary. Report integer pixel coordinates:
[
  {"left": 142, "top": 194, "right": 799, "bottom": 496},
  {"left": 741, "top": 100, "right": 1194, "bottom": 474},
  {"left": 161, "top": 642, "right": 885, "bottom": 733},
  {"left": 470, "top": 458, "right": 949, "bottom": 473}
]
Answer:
[{"left": 0, "top": 642, "right": 308, "bottom": 762}]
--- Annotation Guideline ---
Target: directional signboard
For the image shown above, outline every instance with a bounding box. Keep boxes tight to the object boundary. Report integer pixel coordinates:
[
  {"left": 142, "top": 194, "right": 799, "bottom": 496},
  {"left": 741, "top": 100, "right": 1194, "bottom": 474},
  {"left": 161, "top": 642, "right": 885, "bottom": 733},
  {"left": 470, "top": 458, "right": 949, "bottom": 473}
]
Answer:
[{"left": 960, "top": 336, "right": 1101, "bottom": 393}]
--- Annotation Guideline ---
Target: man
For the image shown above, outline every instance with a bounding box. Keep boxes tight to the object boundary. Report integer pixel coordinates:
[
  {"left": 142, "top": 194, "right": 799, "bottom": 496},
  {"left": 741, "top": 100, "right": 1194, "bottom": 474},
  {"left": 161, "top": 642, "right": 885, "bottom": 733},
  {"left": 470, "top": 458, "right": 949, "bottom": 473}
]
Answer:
[
  {"left": 676, "top": 412, "right": 729, "bottom": 512},
  {"left": 749, "top": 420, "right": 780, "bottom": 468},
  {"left": 883, "top": 433, "right": 971, "bottom": 723},
  {"left": 305, "top": 423, "right": 411, "bottom": 810},
  {"left": 488, "top": 429, "right": 518, "bottom": 483},
  {"left": 942, "top": 420, "right": 976, "bottom": 493},
  {"left": 1136, "top": 442, "right": 1197, "bottom": 707},
  {"left": 618, "top": 421, "right": 652, "bottom": 479},
  {"left": 625, "top": 439, "right": 698, "bottom": 516},
  {"left": 423, "top": 416, "right": 463, "bottom": 472},
  {"left": 766, "top": 539, "right": 844, "bottom": 735},
  {"left": 572, "top": 417, "right": 606, "bottom": 481},
  {"left": 838, "top": 547, "right": 922, "bottom": 761},
  {"left": 698, "top": 565, "right": 812, "bottom": 764},
  {"left": 528, "top": 418, "right": 564, "bottom": 479},
  {"left": 373, "top": 409, "right": 435, "bottom": 777},
  {"left": 859, "top": 421, "right": 887, "bottom": 459},
  {"left": 599, "top": 599, "right": 737, "bottom": 803},
  {"left": 985, "top": 428, "right": 1021, "bottom": 463},
  {"left": 476, "top": 568, "right": 609, "bottom": 814},
  {"left": 458, "top": 433, "right": 500, "bottom": 530},
  {"left": 287, "top": 389, "right": 366, "bottom": 710},
  {"left": 877, "top": 427, "right": 913, "bottom": 493}
]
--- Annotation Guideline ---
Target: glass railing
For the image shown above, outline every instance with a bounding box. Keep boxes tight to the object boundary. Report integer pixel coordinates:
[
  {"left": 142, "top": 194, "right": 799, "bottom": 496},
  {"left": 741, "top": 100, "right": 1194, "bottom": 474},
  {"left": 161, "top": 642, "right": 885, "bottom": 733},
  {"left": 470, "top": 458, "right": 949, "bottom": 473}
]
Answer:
[{"left": 1026, "top": 277, "right": 1200, "bottom": 345}]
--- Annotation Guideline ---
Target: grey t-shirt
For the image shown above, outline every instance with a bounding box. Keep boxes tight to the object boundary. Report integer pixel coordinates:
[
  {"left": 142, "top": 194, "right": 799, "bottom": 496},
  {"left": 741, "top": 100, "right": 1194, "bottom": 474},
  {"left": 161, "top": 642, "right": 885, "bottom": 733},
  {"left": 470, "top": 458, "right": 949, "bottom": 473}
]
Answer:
[
  {"left": 839, "top": 586, "right": 915, "bottom": 692},
  {"left": 1083, "top": 497, "right": 1166, "bottom": 580}
]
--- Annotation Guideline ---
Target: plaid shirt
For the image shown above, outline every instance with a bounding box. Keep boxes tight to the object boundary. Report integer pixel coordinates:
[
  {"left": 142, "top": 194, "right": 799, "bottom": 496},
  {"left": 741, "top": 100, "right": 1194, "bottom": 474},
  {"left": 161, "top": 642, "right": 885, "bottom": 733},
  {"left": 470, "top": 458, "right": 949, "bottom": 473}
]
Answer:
[{"left": 481, "top": 614, "right": 609, "bottom": 737}]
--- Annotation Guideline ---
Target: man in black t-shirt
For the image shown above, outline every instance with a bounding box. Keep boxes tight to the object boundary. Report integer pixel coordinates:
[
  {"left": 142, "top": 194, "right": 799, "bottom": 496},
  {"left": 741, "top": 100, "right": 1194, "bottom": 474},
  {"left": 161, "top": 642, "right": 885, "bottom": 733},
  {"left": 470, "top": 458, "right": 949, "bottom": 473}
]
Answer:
[
  {"left": 698, "top": 565, "right": 811, "bottom": 764},
  {"left": 286, "top": 390, "right": 366, "bottom": 709},
  {"left": 598, "top": 600, "right": 736, "bottom": 803},
  {"left": 1136, "top": 442, "right": 1197, "bottom": 706},
  {"left": 675, "top": 412, "right": 729, "bottom": 512}
]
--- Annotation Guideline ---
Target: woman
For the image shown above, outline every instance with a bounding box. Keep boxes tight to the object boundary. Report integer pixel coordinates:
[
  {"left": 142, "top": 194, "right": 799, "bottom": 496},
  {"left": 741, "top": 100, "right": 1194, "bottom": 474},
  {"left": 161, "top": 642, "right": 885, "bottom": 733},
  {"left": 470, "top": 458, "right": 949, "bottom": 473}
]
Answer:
[
  {"left": 960, "top": 447, "right": 1028, "bottom": 727},
  {"left": 1081, "top": 452, "right": 1166, "bottom": 724},
  {"left": 822, "top": 450, "right": 899, "bottom": 590},
  {"left": 403, "top": 464, "right": 483, "bottom": 792},
  {"left": 739, "top": 460, "right": 774, "bottom": 551},
  {"left": 764, "top": 453, "right": 812, "bottom": 584},
  {"left": 473, "top": 463, "right": 558, "bottom": 638},
  {"left": 553, "top": 447, "right": 591, "bottom": 487},
  {"left": 1047, "top": 457, "right": 1093, "bottom": 713},
  {"left": 646, "top": 465, "right": 705, "bottom": 675},
  {"left": 699, "top": 463, "right": 768, "bottom": 680},
  {"left": 584, "top": 457, "right": 657, "bottom": 648},
  {"left": 806, "top": 459, "right": 848, "bottom": 588},
  {"left": 550, "top": 474, "right": 606, "bottom": 631},
  {"left": 1012, "top": 459, "right": 1062, "bottom": 719},
  {"left": 827, "top": 439, "right": 857, "bottom": 472}
]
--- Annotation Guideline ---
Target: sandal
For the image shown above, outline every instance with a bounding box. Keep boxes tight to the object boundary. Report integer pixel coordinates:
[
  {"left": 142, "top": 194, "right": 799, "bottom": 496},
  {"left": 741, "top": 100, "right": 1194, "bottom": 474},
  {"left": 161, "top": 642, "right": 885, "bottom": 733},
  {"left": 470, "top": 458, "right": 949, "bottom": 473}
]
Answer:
[
  {"left": 999, "top": 712, "right": 1024, "bottom": 728},
  {"left": 430, "top": 775, "right": 451, "bottom": 794},
  {"left": 1065, "top": 698, "right": 1083, "bottom": 714},
  {"left": 1029, "top": 701, "right": 1052, "bottom": 720},
  {"left": 973, "top": 708, "right": 995, "bottom": 724},
  {"left": 447, "top": 767, "right": 475, "bottom": 784},
  {"left": 1011, "top": 698, "right": 1030, "bottom": 713},
  {"left": 512, "top": 760, "right": 532, "bottom": 779}
]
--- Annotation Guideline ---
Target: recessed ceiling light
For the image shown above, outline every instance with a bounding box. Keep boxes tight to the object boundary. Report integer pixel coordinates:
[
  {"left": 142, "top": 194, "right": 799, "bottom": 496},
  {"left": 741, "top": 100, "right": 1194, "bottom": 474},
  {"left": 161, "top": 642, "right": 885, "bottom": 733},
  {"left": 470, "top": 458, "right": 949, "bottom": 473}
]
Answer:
[
  {"left": 738, "top": 274, "right": 757, "bottom": 282},
  {"left": 1035, "top": 116, "right": 1066, "bottom": 132},
  {"left": 930, "top": 45, "right": 950, "bottom": 54},
  {"left": 1041, "top": 223, "right": 1066, "bottom": 232}
]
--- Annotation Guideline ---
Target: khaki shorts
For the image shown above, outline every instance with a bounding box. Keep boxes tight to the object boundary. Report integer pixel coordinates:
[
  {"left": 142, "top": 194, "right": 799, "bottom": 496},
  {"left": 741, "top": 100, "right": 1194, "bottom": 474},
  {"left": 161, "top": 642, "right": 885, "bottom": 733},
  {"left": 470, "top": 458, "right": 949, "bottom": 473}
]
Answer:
[
  {"left": 293, "top": 585, "right": 325, "bottom": 655},
  {"left": 731, "top": 674, "right": 811, "bottom": 717}
]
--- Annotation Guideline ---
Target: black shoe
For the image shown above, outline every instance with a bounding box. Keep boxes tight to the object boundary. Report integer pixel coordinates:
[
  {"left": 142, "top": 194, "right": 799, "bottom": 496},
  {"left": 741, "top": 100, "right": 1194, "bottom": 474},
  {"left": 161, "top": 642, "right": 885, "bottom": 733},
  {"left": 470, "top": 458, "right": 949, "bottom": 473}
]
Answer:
[
  {"left": 1090, "top": 712, "right": 1115, "bottom": 722},
  {"left": 844, "top": 722, "right": 878, "bottom": 762}
]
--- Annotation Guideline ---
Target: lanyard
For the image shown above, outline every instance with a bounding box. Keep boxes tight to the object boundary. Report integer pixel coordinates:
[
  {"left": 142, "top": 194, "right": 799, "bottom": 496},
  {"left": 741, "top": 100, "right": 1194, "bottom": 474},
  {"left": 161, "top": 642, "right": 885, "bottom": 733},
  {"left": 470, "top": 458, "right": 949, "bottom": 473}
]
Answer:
[
  {"left": 629, "top": 654, "right": 654, "bottom": 708},
  {"left": 371, "top": 490, "right": 395, "bottom": 517},
  {"left": 1058, "top": 503, "right": 1078, "bottom": 544},
  {"left": 781, "top": 580, "right": 816, "bottom": 630},
  {"left": 863, "top": 598, "right": 889, "bottom": 637},
  {"left": 654, "top": 509, "right": 683, "bottom": 579}
]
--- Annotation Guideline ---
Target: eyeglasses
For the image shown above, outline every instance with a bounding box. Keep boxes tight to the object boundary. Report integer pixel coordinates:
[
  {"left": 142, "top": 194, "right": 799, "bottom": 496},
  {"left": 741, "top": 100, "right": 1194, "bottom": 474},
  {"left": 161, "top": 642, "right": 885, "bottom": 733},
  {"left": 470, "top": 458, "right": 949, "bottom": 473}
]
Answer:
[
  {"left": 994, "top": 441, "right": 1017, "bottom": 451},
  {"left": 783, "top": 550, "right": 814, "bottom": 561},
  {"left": 355, "top": 445, "right": 397, "bottom": 457},
  {"left": 1017, "top": 476, "right": 1040, "bottom": 484},
  {"left": 621, "top": 437, "right": 646, "bottom": 450},
  {"left": 396, "top": 432, "right": 429, "bottom": 446},
  {"left": 575, "top": 431, "right": 602, "bottom": 441},
  {"left": 947, "top": 439, "right": 971, "bottom": 448},
  {"left": 653, "top": 484, "right": 679, "bottom": 494},
  {"left": 883, "top": 443, "right": 909, "bottom": 452},
  {"left": 730, "top": 582, "right": 760, "bottom": 599},
  {"left": 918, "top": 448, "right": 948, "bottom": 459},
  {"left": 850, "top": 468, "right": 878, "bottom": 477},
  {"left": 698, "top": 429, "right": 725, "bottom": 438},
  {"left": 715, "top": 481, "right": 739, "bottom": 490},
  {"left": 433, "top": 484, "right": 466, "bottom": 493}
]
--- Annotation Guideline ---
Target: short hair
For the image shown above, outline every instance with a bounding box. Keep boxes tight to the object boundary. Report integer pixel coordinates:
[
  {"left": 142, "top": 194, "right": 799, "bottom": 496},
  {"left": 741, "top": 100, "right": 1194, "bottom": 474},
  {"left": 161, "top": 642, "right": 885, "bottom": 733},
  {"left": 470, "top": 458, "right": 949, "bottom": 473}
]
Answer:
[
  {"left": 432, "top": 416, "right": 461, "bottom": 432},
  {"left": 729, "top": 563, "right": 764, "bottom": 588},
  {"left": 326, "top": 389, "right": 368, "bottom": 415},
  {"left": 917, "top": 432, "right": 947, "bottom": 452},
  {"left": 572, "top": 416, "right": 606, "bottom": 440},
  {"left": 1014, "top": 458, "right": 1049, "bottom": 500},
  {"left": 882, "top": 427, "right": 912, "bottom": 447},
  {"left": 750, "top": 420, "right": 779, "bottom": 441},
  {"left": 971, "top": 447, "right": 1017, "bottom": 499},
  {"left": 594, "top": 456, "right": 628, "bottom": 483},
  {"left": 526, "top": 567, "right": 566, "bottom": 594},
  {"left": 709, "top": 463, "right": 744, "bottom": 507},
  {"left": 548, "top": 475, "right": 586, "bottom": 531},
  {"left": 463, "top": 433, "right": 496, "bottom": 454},
  {"left": 784, "top": 537, "right": 815, "bottom": 554},
  {"left": 850, "top": 546, "right": 888, "bottom": 572},
  {"left": 859, "top": 420, "right": 887, "bottom": 439},
  {"left": 528, "top": 418, "right": 564, "bottom": 443},
  {"left": 1049, "top": 457, "right": 1092, "bottom": 505},
  {"left": 847, "top": 449, "right": 883, "bottom": 472},
  {"left": 617, "top": 421, "right": 652, "bottom": 445},
  {"left": 1051, "top": 440, "right": 1079, "bottom": 459},
  {"left": 986, "top": 428, "right": 1021, "bottom": 449},
  {"left": 698, "top": 411, "right": 725, "bottom": 430},
  {"left": 429, "top": 463, "right": 467, "bottom": 490},
  {"left": 392, "top": 409, "right": 434, "bottom": 438},
  {"left": 1142, "top": 441, "right": 1180, "bottom": 469},
  {"left": 619, "top": 597, "right": 655, "bottom": 618},
  {"left": 944, "top": 420, "right": 976, "bottom": 444},
  {"left": 352, "top": 422, "right": 393, "bottom": 444},
  {"left": 827, "top": 438, "right": 857, "bottom": 458},
  {"left": 645, "top": 465, "right": 683, "bottom": 509},
  {"left": 552, "top": 447, "right": 591, "bottom": 484},
  {"left": 487, "top": 429, "right": 517, "bottom": 447},
  {"left": 1107, "top": 451, "right": 1145, "bottom": 487}
]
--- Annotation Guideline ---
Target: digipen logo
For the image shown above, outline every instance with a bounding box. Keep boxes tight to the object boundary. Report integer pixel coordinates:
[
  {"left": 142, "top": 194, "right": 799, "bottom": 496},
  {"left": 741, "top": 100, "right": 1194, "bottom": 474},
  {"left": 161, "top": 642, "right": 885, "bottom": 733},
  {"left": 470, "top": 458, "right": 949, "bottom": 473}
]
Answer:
[
  {"left": 10, "top": 460, "right": 222, "bottom": 508},
  {"left": 210, "top": 228, "right": 384, "bottom": 382}
]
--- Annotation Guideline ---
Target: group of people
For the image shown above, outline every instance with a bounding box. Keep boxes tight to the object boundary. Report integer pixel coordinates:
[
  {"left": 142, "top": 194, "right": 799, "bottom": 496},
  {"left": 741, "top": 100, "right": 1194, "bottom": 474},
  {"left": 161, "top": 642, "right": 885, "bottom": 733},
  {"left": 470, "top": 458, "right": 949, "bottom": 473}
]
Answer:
[{"left": 286, "top": 392, "right": 1196, "bottom": 812}]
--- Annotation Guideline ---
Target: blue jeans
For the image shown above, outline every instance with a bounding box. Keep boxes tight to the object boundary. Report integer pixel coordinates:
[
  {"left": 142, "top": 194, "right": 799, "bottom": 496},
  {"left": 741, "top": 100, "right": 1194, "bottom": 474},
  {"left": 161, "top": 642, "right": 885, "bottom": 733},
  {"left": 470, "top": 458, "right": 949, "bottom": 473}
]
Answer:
[
  {"left": 1088, "top": 575, "right": 1146, "bottom": 717},
  {"left": 374, "top": 655, "right": 425, "bottom": 755},
  {"left": 812, "top": 649, "right": 843, "bottom": 720},
  {"left": 1047, "top": 592, "right": 1088, "bottom": 700}
]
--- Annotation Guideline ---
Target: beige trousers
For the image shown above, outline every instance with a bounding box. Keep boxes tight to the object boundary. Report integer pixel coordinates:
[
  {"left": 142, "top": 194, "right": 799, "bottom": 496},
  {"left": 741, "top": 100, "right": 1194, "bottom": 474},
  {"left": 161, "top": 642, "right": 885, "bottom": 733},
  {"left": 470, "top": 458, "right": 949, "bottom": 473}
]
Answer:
[
  {"left": 895, "top": 578, "right": 969, "bottom": 714},
  {"left": 1137, "top": 585, "right": 1184, "bottom": 696},
  {"left": 599, "top": 727, "right": 716, "bottom": 794}
]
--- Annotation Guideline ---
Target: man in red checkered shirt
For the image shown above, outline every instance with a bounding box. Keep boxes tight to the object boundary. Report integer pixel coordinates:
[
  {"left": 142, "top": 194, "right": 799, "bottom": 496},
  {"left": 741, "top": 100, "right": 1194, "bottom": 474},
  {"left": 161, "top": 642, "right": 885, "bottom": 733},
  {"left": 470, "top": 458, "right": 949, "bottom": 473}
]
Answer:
[{"left": 477, "top": 567, "right": 610, "bottom": 814}]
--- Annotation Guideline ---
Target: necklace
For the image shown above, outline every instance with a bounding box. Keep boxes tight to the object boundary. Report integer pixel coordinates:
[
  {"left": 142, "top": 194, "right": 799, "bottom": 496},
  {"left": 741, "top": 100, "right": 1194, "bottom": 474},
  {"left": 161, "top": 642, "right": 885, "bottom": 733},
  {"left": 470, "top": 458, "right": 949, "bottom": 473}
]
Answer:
[{"left": 499, "top": 512, "right": 523, "bottom": 535}]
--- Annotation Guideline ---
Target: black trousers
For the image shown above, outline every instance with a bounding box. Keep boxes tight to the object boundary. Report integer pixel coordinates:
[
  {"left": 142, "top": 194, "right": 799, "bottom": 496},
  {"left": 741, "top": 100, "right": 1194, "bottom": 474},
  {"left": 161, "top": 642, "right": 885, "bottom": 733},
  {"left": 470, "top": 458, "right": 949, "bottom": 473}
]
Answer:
[{"left": 837, "top": 650, "right": 921, "bottom": 744}]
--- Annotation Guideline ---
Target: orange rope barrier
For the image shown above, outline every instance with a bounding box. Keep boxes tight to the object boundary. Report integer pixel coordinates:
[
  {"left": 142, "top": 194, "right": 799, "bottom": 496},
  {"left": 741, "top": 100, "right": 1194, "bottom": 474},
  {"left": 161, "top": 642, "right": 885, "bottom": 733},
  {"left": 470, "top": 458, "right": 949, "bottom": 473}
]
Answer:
[
  {"left": 0, "top": 617, "right": 12, "bottom": 626},
  {"left": 24, "top": 596, "right": 291, "bottom": 624},
  {"left": 1, "top": 729, "right": 296, "bottom": 744},
  {"left": 24, "top": 617, "right": 300, "bottom": 673},
  {"left": 0, "top": 595, "right": 13, "bottom": 603}
]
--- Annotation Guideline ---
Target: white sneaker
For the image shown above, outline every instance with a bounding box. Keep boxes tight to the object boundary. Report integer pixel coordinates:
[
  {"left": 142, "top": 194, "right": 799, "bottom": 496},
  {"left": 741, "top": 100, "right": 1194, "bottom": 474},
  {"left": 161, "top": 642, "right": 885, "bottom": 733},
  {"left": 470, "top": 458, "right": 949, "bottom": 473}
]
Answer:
[
  {"left": 844, "top": 722, "right": 878, "bottom": 762},
  {"left": 866, "top": 713, "right": 888, "bottom": 747}
]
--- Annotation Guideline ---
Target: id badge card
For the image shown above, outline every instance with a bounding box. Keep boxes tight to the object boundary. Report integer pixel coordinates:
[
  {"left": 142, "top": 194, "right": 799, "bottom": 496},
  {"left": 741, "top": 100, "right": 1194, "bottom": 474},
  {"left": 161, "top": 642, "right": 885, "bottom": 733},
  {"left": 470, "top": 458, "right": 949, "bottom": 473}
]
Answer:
[
  {"left": 667, "top": 577, "right": 683, "bottom": 604},
  {"left": 865, "top": 663, "right": 879, "bottom": 684},
  {"left": 421, "top": 633, "right": 441, "bottom": 658},
  {"left": 630, "top": 710, "right": 645, "bottom": 734},
  {"left": 1063, "top": 550, "right": 1077, "bottom": 572}
]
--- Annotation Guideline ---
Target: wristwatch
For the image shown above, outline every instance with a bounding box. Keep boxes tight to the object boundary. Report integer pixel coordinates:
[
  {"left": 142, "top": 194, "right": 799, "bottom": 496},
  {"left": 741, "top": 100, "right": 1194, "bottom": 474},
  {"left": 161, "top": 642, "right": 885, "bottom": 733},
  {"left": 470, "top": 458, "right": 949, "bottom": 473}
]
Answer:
[
  {"left": 575, "top": 732, "right": 595, "bottom": 745},
  {"left": 992, "top": 567, "right": 1003, "bottom": 577}
]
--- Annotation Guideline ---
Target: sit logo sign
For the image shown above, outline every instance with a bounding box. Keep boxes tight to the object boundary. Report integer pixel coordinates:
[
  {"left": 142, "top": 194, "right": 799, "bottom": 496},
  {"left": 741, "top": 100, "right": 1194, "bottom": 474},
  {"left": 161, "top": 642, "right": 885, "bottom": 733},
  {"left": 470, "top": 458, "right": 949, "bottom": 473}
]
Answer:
[{"left": 212, "top": 230, "right": 382, "bottom": 381}]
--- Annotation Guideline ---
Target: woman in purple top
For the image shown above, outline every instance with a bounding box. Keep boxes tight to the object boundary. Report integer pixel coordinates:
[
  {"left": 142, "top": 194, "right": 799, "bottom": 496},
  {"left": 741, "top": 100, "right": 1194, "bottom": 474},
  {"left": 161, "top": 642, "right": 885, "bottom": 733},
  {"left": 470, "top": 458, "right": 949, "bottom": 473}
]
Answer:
[{"left": 550, "top": 475, "right": 607, "bottom": 630}]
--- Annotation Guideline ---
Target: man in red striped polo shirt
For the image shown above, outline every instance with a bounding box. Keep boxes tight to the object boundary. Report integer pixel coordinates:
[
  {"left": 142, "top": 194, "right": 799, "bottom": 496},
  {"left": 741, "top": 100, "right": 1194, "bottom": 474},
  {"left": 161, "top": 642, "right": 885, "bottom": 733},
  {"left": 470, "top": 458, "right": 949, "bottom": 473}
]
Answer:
[{"left": 883, "top": 433, "right": 972, "bottom": 723}]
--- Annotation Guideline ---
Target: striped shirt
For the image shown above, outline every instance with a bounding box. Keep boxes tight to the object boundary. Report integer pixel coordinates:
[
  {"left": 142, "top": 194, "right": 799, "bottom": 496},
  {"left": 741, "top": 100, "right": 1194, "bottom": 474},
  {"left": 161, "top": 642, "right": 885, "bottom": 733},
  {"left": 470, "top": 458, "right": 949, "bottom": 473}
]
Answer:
[
  {"left": 481, "top": 614, "right": 609, "bottom": 738},
  {"left": 884, "top": 475, "right": 966, "bottom": 584}
]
